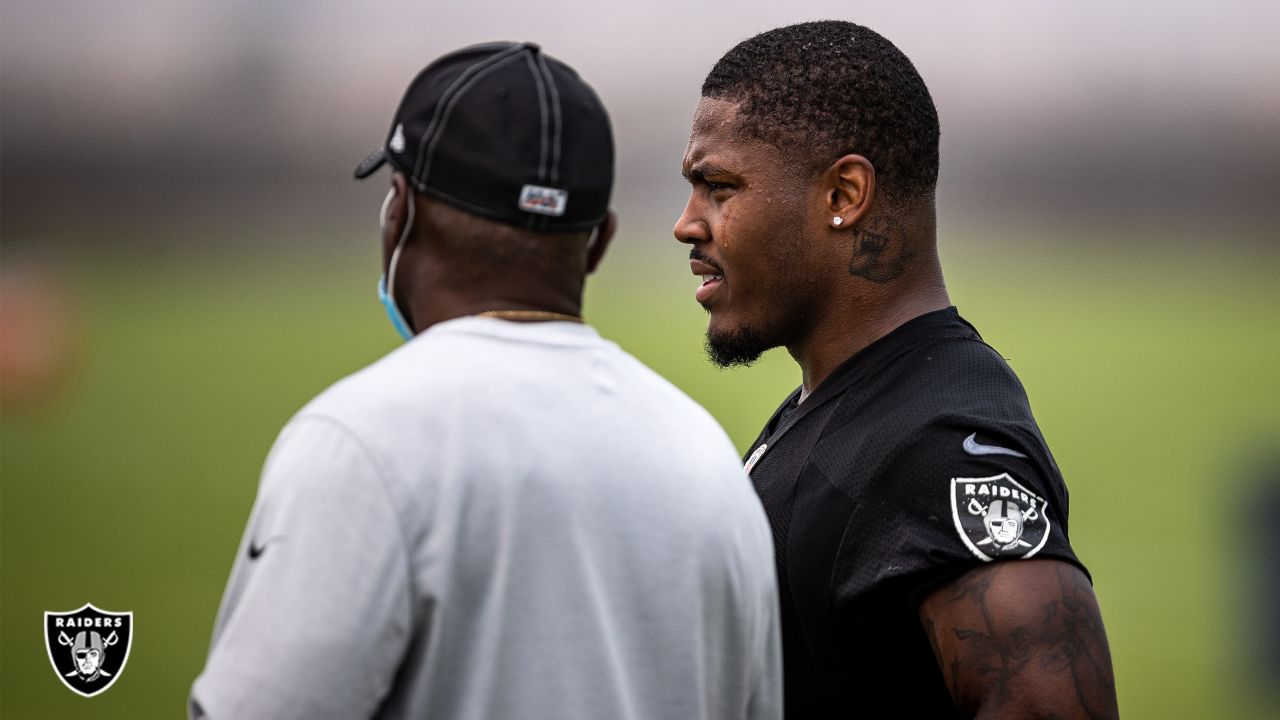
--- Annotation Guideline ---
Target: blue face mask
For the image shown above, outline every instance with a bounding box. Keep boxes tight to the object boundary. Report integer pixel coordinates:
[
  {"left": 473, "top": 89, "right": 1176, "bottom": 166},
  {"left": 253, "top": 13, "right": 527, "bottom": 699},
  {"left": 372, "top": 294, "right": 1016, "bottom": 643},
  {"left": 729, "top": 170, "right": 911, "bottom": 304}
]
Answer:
[
  {"left": 378, "top": 274, "right": 414, "bottom": 342},
  {"left": 378, "top": 187, "right": 417, "bottom": 342}
]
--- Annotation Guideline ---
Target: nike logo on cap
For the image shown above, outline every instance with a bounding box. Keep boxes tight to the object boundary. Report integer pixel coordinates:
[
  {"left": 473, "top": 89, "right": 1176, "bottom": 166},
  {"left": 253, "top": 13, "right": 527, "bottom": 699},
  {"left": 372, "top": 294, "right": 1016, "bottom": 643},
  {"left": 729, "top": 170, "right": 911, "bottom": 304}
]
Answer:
[{"left": 962, "top": 433, "right": 1027, "bottom": 459}]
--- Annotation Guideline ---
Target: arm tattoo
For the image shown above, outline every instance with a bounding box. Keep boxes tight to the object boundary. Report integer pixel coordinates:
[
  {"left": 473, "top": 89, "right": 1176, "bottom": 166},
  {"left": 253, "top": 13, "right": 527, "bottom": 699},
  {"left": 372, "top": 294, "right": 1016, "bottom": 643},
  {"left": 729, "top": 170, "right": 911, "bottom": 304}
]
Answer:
[
  {"left": 922, "top": 561, "right": 1119, "bottom": 719},
  {"left": 847, "top": 215, "right": 915, "bottom": 283}
]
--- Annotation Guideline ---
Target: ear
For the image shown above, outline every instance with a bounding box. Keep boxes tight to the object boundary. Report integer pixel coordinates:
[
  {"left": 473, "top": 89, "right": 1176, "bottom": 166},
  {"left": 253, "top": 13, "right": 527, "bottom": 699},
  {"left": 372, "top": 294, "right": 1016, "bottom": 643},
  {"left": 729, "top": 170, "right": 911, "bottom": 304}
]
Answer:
[
  {"left": 381, "top": 173, "right": 411, "bottom": 272},
  {"left": 824, "top": 154, "right": 876, "bottom": 229},
  {"left": 585, "top": 210, "right": 617, "bottom": 274}
]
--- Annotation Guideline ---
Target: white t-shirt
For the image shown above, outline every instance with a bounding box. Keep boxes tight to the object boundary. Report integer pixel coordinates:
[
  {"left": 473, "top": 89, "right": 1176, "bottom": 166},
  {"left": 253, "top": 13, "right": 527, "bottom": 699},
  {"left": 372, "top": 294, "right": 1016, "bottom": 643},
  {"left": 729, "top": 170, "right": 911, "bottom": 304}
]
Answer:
[{"left": 191, "top": 317, "right": 781, "bottom": 720}]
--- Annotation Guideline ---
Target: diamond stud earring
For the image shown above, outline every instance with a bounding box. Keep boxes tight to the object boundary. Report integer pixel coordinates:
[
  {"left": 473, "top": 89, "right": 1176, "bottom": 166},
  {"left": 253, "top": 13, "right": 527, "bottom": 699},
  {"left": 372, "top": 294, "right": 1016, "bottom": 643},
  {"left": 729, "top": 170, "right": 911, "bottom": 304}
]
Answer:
[{"left": 832, "top": 216, "right": 844, "bottom": 226}]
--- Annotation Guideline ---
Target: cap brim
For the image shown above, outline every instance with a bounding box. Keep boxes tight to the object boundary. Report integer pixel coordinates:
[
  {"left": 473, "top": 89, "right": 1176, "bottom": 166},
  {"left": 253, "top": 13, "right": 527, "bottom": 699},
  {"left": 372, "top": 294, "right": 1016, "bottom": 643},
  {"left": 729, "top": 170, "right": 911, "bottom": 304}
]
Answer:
[{"left": 353, "top": 148, "right": 388, "bottom": 179}]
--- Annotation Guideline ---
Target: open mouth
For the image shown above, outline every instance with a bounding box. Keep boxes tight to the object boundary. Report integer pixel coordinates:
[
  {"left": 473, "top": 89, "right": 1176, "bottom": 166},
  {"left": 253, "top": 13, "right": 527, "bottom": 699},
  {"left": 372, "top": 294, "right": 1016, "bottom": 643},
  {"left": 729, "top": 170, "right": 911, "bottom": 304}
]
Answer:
[
  {"left": 695, "top": 274, "right": 724, "bottom": 302},
  {"left": 690, "top": 257, "right": 725, "bottom": 303}
]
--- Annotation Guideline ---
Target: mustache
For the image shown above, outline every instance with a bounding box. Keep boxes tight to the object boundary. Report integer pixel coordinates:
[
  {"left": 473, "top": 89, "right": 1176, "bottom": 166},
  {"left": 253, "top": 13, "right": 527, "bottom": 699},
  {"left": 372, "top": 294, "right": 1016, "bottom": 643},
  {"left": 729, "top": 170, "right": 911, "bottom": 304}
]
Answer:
[{"left": 688, "top": 247, "right": 723, "bottom": 272}]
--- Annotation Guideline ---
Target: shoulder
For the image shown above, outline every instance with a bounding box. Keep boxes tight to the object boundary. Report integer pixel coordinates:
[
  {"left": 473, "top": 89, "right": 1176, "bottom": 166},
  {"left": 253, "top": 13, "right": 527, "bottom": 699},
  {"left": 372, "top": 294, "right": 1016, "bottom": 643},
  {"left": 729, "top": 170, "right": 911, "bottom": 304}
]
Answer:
[
  {"left": 816, "top": 334, "right": 1081, "bottom": 566},
  {"left": 249, "top": 412, "right": 410, "bottom": 574},
  {"left": 823, "top": 409, "right": 1085, "bottom": 610},
  {"left": 604, "top": 345, "right": 748, "bottom": 487},
  {"left": 263, "top": 330, "right": 480, "bottom": 508},
  {"left": 813, "top": 332, "right": 1049, "bottom": 485},
  {"left": 612, "top": 347, "right": 733, "bottom": 432},
  {"left": 258, "top": 412, "right": 394, "bottom": 500},
  {"left": 833, "top": 397, "right": 1070, "bottom": 550},
  {"left": 299, "top": 321, "right": 501, "bottom": 422},
  {"left": 884, "top": 334, "right": 1034, "bottom": 418},
  {"left": 872, "top": 334, "right": 1062, "bottom": 505}
]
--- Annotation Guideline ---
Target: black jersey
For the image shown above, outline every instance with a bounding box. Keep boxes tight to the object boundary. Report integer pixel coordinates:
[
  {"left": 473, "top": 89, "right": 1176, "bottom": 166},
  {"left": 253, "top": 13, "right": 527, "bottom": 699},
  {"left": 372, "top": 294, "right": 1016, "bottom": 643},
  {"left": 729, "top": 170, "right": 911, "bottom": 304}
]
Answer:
[{"left": 744, "top": 307, "right": 1087, "bottom": 718}]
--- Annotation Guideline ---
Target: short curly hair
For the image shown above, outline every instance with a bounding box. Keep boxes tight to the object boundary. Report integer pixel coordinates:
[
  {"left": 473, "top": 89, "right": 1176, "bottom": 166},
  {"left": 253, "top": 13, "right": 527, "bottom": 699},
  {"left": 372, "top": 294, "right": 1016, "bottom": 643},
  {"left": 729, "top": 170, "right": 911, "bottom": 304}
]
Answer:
[{"left": 702, "top": 20, "right": 940, "bottom": 202}]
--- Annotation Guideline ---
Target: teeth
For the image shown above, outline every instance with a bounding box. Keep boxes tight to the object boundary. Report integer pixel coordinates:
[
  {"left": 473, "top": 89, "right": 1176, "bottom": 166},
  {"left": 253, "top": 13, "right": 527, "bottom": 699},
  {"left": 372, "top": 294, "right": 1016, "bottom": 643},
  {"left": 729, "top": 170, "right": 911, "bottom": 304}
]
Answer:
[{"left": 699, "top": 274, "right": 723, "bottom": 286}]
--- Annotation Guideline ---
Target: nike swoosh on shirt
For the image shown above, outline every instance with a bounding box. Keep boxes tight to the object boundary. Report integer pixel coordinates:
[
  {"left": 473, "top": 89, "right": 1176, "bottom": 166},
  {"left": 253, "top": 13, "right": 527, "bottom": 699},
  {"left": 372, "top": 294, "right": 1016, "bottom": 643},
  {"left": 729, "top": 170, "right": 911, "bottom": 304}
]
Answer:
[
  {"left": 962, "top": 433, "right": 1028, "bottom": 459},
  {"left": 247, "top": 536, "right": 280, "bottom": 560}
]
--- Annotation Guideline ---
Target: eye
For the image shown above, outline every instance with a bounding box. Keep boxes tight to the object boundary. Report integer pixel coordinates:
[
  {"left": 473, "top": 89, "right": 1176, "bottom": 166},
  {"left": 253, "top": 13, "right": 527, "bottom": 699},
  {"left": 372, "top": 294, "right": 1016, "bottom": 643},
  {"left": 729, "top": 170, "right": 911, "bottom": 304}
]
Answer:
[{"left": 704, "top": 179, "right": 739, "bottom": 199}]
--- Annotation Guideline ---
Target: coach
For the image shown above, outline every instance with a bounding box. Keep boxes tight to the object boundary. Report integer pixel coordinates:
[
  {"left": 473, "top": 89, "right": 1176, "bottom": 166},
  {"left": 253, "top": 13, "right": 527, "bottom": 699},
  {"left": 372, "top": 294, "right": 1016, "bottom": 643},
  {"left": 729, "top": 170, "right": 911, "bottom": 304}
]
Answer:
[
  {"left": 191, "top": 42, "right": 781, "bottom": 720},
  {"left": 675, "top": 21, "right": 1119, "bottom": 719}
]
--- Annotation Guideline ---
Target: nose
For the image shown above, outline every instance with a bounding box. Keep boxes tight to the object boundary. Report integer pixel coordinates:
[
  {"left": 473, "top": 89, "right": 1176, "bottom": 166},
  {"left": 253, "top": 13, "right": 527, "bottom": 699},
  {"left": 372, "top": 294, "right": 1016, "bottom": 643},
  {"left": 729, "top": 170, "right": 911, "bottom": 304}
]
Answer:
[{"left": 673, "top": 192, "right": 708, "bottom": 246}]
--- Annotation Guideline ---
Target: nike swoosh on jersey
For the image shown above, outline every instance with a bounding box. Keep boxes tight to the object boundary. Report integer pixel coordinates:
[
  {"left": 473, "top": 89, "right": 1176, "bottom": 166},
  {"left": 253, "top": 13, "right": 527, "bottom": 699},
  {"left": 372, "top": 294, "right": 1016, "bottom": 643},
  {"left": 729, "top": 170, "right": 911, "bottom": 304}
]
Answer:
[{"left": 962, "top": 433, "right": 1028, "bottom": 459}]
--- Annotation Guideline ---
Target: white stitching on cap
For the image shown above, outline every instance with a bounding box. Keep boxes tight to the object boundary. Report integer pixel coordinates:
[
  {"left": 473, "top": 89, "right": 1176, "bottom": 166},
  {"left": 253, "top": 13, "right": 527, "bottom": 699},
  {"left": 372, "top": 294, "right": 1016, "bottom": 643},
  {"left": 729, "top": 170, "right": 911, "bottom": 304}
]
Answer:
[
  {"left": 412, "top": 44, "right": 525, "bottom": 182},
  {"left": 415, "top": 47, "right": 524, "bottom": 182},
  {"left": 523, "top": 52, "right": 550, "bottom": 230},
  {"left": 524, "top": 53, "right": 550, "bottom": 185},
  {"left": 412, "top": 45, "right": 521, "bottom": 179},
  {"left": 536, "top": 53, "right": 563, "bottom": 186},
  {"left": 418, "top": 52, "right": 527, "bottom": 187}
]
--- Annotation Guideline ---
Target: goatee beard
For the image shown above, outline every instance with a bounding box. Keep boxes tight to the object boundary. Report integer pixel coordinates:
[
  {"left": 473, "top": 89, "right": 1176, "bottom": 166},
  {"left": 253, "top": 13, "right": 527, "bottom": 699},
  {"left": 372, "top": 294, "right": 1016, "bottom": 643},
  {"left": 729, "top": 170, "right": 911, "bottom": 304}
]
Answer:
[{"left": 705, "top": 325, "right": 770, "bottom": 368}]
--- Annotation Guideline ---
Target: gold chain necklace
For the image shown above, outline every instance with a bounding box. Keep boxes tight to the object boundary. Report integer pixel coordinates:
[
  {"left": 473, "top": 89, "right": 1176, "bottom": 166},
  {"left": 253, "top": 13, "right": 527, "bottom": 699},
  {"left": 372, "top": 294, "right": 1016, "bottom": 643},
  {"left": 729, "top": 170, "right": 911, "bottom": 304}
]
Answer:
[{"left": 476, "top": 310, "right": 583, "bottom": 323}]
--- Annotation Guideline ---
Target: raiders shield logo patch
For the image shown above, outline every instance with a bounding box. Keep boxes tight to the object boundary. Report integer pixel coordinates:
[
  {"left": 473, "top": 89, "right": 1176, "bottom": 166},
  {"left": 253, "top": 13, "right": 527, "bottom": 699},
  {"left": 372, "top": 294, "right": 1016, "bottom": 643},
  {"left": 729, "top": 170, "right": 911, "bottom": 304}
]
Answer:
[
  {"left": 44, "top": 603, "right": 133, "bottom": 697},
  {"left": 950, "top": 473, "right": 1050, "bottom": 561}
]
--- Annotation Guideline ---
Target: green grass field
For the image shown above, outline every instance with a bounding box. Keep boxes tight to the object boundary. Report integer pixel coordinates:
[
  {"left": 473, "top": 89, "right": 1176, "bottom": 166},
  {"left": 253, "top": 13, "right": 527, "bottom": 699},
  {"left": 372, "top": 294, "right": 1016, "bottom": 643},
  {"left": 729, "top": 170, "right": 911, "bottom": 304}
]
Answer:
[{"left": 2, "top": 233, "right": 1278, "bottom": 718}]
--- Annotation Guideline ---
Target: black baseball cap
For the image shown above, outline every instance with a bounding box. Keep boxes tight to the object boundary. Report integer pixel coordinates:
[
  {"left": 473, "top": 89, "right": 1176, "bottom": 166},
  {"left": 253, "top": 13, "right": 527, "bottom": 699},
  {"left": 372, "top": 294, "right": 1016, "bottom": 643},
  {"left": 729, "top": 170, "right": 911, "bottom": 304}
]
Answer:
[{"left": 354, "top": 41, "right": 614, "bottom": 232}]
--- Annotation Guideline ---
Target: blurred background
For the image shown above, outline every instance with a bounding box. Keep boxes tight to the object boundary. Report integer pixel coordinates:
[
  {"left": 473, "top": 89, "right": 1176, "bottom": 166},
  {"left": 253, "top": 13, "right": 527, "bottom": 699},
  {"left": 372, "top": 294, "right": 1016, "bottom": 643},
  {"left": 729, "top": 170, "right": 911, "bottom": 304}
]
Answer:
[{"left": 2, "top": 1, "right": 1278, "bottom": 717}]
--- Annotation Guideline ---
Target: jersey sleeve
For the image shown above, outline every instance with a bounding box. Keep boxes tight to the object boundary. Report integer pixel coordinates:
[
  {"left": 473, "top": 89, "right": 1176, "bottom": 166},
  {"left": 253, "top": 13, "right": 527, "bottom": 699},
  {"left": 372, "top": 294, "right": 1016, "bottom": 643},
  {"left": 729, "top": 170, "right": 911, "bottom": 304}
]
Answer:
[
  {"left": 190, "top": 415, "right": 413, "bottom": 720},
  {"left": 831, "top": 421, "right": 1085, "bottom": 611}
]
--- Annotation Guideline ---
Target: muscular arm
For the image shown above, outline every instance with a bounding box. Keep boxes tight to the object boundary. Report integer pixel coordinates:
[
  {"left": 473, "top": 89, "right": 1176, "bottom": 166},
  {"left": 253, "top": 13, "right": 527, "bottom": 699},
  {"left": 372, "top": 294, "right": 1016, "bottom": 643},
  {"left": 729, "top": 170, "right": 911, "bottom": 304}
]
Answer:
[{"left": 919, "top": 559, "right": 1118, "bottom": 720}]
